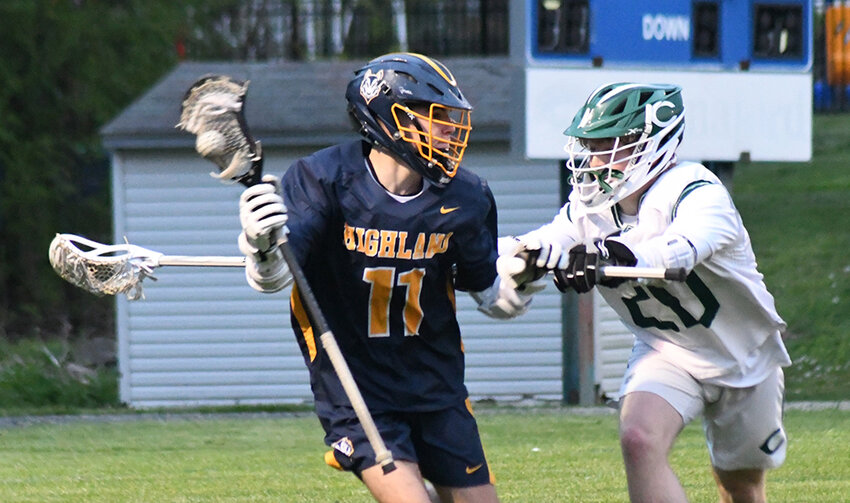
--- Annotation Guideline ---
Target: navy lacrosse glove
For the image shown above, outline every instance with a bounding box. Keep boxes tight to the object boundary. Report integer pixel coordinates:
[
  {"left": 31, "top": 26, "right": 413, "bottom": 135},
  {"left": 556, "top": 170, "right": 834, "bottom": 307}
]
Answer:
[{"left": 554, "top": 238, "right": 637, "bottom": 293}]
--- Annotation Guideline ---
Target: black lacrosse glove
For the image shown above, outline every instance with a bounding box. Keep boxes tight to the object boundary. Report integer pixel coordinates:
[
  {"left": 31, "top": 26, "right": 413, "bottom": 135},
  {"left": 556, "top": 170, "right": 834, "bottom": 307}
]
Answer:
[
  {"left": 554, "top": 243, "right": 597, "bottom": 293},
  {"left": 597, "top": 238, "right": 637, "bottom": 288},
  {"left": 553, "top": 238, "right": 637, "bottom": 293}
]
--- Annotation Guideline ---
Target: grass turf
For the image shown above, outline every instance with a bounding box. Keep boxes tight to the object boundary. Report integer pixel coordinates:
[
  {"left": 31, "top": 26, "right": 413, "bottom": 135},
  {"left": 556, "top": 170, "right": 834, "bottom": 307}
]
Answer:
[
  {"left": 734, "top": 114, "right": 850, "bottom": 400},
  {"left": 0, "top": 407, "right": 847, "bottom": 502}
]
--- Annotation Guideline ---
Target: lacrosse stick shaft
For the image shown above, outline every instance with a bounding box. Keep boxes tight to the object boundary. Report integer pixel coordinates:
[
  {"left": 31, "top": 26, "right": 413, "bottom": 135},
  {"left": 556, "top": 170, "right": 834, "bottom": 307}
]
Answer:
[
  {"left": 598, "top": 266, "right": 687, "bottom": 282},
  {"left": 279, "top": 241, "right": 397, "bottom": 474},
  {"left": 157, "top": 256, "right": 245, "bottom": 267}
]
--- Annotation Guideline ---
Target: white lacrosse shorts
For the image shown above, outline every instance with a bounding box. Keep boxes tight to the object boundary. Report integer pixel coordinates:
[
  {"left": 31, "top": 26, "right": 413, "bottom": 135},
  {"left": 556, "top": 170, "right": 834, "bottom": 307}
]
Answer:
[{"left": 619, "top": 345, "right": 787, "bottom": 471}]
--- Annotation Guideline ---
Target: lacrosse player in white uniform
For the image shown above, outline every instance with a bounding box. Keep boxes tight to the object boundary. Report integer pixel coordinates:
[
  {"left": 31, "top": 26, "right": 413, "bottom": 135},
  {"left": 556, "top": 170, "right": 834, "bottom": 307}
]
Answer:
[{"left": 498, "top": 83, "right": 791, "bottom": 503}]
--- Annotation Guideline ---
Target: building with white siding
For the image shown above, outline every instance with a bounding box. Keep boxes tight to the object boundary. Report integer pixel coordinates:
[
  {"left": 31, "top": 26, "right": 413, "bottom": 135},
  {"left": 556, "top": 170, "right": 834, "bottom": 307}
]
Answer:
[{"left": 101, "top": 58, "right": 633, "bottom": 409}]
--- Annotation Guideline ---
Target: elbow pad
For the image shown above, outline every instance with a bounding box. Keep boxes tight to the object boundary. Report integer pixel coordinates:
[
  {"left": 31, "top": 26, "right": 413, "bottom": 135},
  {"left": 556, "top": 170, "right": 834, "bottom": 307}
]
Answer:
[{"left": 632, "top": 234, "right": 699, "bottom": 271}]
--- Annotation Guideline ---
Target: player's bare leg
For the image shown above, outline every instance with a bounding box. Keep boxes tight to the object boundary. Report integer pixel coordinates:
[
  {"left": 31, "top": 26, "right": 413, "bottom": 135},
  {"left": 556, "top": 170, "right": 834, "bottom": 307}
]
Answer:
[
  {"left": 712, "top": 467, "right": 766, "bottom": 503},
  {"left": 432, "top": 483, "right": 499, "bottom": 503},
  {"left": 619, "top": 391, "right": 688, "bottom": 503},
  {"left": 361, "top": 460, "right": 439, "bottom": 503}
]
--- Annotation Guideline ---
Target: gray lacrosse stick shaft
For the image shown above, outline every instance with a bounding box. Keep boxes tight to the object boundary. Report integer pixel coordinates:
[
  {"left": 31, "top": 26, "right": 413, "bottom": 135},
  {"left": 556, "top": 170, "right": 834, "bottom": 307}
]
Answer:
[
  {"left": 156, "top": 256, "right": 245, "bottom": 267},
  {"left": 278, "top": 241, "right": 397, "bottom": 474}
]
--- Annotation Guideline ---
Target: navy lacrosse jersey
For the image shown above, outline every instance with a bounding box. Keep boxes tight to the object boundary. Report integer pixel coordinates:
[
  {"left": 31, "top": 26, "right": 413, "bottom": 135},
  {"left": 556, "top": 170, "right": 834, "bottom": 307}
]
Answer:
[{"left": 281, "top": 140, "right": 498, "bottom": 413}]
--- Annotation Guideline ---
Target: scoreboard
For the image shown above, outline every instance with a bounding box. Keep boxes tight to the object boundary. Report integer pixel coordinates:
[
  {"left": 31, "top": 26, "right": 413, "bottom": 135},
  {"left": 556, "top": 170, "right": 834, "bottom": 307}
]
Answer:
[{"left": 523, "top": 0, "right": 813, "bottom": 162}]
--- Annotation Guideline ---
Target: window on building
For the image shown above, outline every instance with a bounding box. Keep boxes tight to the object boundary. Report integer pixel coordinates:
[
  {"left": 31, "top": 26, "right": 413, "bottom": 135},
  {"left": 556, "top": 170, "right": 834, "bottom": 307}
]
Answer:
[
  {"left": 693, "top": 2, "right": 720, "bottom": 58},
  {"left": 536, "top": 0, "right": 590, "bottom": 55},
  {"left": 753, "top": 3, "right": 803, "bottom": 59}
]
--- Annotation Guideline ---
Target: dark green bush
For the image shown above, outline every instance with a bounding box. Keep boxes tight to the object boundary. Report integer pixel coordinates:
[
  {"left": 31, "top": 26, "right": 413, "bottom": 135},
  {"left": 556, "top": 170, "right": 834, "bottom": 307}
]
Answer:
[{"left": 0, "top": 339, "right": 119, "bottom": 413}]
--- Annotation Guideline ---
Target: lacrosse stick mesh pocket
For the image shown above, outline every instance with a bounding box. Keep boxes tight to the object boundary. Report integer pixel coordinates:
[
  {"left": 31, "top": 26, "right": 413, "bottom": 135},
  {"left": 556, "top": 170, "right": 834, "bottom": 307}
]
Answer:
[
  {"left": 48, "top": 234, "right": 147, "bottom": 299},
  {"left": 177, "top": 75, "right": 259, "bottom": 182}
]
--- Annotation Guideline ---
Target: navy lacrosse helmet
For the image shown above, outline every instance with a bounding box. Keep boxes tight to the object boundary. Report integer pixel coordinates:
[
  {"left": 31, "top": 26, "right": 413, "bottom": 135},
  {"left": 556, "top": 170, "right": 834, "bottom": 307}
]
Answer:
[{"left": 346, "top": 52, "right": 472, "bottom": 187}]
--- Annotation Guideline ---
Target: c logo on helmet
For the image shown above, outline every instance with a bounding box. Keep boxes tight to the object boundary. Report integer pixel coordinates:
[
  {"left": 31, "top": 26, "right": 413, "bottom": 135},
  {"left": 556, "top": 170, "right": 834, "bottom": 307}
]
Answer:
[
  {"left": 647, "top": 100, "right": 678, "bottom": 128},
  {"left": 360, "top": 69, "right": 384, "bottom": 105}
]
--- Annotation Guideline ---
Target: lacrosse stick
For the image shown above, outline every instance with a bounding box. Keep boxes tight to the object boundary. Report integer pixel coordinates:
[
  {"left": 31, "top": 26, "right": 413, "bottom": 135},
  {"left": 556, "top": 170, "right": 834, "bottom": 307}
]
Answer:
[
  {"left": 48, "top": 233, "right": 245, "bottom": 300},
  {"left": 508, "top": 246, "right": 687, "bottom": 288},
  {"left": 178, "top": 75, "right": 397, "bottom": 474}
]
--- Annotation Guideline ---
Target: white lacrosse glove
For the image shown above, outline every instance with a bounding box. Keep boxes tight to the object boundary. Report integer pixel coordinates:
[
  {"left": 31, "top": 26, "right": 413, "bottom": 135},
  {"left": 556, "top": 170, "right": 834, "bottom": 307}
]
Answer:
[
  {"left": 239, "top": 174, "right": 289, "bottom": 252},
  {"left": 496, "top": 235, "right": 568, "bottom": 290},
  {"left": 238, "top": 175, "right": 291, "bottom": 293},
  {"left": 471, "top": 276, "right": 546, "bottom": 320}
]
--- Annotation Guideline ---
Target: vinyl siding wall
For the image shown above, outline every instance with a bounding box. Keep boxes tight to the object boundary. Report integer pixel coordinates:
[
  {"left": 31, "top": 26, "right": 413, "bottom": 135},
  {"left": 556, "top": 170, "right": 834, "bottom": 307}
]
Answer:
[{"left": 113, "top": 146, "right": 632, "bottom": 407}]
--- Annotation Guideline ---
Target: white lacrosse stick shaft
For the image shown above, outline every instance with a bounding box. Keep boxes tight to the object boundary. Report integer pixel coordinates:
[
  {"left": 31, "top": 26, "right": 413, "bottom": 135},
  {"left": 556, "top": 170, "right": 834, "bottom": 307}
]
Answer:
[{"left": 598, "top": 265, "right": 687, "bottom": 281}]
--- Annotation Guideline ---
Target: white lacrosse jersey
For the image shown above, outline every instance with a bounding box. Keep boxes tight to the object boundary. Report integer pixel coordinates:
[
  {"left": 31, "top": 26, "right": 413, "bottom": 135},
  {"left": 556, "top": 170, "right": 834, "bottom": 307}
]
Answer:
[{"left": 523, "top": 161, "right": 791, "bottom": 387}]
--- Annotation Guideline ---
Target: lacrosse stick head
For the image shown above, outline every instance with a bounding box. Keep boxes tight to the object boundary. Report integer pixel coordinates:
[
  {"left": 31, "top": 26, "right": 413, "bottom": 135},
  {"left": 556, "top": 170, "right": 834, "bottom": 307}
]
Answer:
[
  {"left": 177, "top": 74, "right": 263, "bottom": 187},
  {"left": 48, "top": 234, "right": 161, "bottom": 300}
]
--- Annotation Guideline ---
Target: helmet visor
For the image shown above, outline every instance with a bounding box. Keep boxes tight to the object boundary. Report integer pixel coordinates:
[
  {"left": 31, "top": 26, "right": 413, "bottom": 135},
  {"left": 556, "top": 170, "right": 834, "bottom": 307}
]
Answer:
[{"left": 392, "top": 103, "right": 471, "bottom": 179}]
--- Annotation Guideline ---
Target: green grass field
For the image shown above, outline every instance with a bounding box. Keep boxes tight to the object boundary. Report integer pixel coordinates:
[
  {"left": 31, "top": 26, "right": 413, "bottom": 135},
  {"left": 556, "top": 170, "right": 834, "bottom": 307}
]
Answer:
[
  {"left": 734, "top": 114, "right": 850, "bottom": 400},
  {"left": 0, "top": 407, "right": 847, "bottom": 502}
]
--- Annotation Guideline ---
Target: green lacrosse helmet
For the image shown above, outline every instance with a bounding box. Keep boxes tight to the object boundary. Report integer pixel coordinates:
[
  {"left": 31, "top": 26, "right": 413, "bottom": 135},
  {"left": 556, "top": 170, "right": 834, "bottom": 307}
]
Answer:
[{"left": 563, "top": 83, "right": 685, "bottom": 212}]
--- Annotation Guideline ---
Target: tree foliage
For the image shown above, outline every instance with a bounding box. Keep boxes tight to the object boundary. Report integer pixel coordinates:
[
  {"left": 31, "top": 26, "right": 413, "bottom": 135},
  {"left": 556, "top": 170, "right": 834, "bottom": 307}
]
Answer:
[
  {"left": 0, "top": 0, "right": 507, "bottom": 342},
  {"left": 0, "top": 0, "right": 193, "bottom": 340}
]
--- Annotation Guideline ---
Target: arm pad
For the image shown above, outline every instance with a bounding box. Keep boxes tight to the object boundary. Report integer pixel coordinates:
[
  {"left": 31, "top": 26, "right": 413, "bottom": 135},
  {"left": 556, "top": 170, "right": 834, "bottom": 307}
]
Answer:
[{"left": 634, "top": 181, "right": 739, "bottom": 271}]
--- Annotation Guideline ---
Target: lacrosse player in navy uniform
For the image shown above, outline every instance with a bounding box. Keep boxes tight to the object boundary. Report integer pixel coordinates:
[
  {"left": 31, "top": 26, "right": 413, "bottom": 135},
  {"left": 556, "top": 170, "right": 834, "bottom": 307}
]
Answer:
[
  {"left": 499, "top": 83, "right": 791, "bottom": 503},
  {"left": 237, "top": 53, "right": 541, "bottom": 503}
]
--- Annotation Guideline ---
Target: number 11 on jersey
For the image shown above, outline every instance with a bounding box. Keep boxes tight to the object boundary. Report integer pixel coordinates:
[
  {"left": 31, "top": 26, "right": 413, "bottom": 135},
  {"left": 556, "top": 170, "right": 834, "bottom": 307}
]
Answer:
[{"left": 363, "top": 267, "right": 425, "bottom": 337}]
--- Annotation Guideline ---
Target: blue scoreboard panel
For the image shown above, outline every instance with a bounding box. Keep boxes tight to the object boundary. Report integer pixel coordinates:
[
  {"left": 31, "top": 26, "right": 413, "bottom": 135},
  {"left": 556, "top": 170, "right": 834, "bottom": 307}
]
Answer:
[
  {"left": 531, "top": 0, "right": 810, "bottom": 70},
  {"left": 523, "top": 0, "right": 813, "bottom": 161}
]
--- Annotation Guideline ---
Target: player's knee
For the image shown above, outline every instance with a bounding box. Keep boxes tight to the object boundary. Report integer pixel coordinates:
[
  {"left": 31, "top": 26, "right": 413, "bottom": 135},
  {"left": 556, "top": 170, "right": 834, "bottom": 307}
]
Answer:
[{"left": 619, "top": 423, "right": 658, "bottom": 462}]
